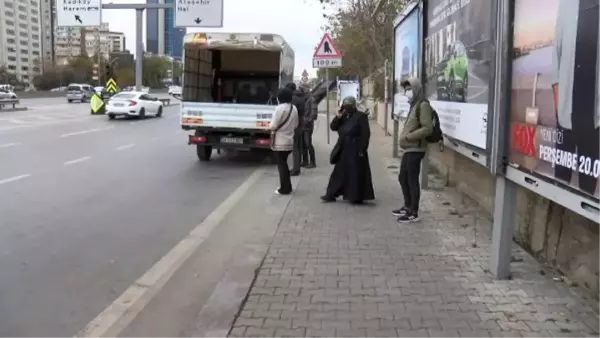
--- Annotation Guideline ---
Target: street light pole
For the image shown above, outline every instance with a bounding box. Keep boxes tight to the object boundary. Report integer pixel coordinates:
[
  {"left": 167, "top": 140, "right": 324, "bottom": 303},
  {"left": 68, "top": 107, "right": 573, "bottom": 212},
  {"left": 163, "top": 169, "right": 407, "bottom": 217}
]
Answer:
[{"left": 135, "top": 9, "right": 143, "bottom": 92}]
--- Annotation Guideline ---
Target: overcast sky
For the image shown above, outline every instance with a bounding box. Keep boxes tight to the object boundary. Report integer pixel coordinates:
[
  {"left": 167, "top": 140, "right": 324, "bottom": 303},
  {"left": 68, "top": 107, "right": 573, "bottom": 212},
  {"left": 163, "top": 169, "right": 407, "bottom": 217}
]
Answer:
[{"left": 101, "top": 0, "right": 331, "bottom": 76}]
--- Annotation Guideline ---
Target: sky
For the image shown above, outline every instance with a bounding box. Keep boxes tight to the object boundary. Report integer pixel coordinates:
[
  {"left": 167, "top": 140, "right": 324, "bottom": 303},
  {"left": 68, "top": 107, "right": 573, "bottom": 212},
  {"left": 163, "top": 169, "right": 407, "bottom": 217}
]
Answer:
[{"left": 101, "top": 0, "right": 331, "bottom": 77}]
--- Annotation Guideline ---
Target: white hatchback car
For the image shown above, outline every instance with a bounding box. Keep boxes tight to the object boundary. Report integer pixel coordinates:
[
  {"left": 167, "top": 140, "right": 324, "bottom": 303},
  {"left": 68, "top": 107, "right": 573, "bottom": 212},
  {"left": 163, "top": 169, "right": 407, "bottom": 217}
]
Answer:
[{"left": 105, "top": 91, "right": 164, "bottom": 120}]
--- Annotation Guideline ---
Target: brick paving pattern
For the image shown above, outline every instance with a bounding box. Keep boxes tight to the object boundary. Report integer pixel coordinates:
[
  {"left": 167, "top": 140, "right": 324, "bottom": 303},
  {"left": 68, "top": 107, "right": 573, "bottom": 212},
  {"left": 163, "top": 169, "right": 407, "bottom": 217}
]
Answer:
[{"left": 229, "top": 119, "right": 599, "bottom": 337}]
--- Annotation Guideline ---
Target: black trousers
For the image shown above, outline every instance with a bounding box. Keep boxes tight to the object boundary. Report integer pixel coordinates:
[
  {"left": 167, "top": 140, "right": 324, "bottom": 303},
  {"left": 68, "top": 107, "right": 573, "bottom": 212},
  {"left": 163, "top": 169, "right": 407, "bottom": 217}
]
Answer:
[
  {"left": 275, "top": 150, "right": 292, "bottom": 194},
  {"left": 292, "top": 129, "right": 303, "bottom": 172},
  {"left": 303, "top": 127, "right": 316, "bottom": 165},
  {"left": 398, "top": 151, "right": 425, "bottom": 214}
]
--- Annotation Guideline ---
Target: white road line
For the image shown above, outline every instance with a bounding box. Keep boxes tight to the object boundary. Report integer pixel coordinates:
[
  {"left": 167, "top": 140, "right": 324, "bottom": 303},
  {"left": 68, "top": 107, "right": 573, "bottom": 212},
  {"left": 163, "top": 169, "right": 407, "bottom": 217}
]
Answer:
[
  {"left": 0, "top": 142, "right": 21, "bottom": 149},
  {"left": 76, "top": 167, "right": 266, "bottom": 338},
  {"left": 63, "top": 156, "right": 92, "bottom": 166},
  {"left": 116, "top": 143, "right": 135, "bottom": 151},
  {"left": 0, "top": 174, "right": 31, "bottom": 185},
  {"left": 59, "top": 127, "right": 112, "bottom": 138}
]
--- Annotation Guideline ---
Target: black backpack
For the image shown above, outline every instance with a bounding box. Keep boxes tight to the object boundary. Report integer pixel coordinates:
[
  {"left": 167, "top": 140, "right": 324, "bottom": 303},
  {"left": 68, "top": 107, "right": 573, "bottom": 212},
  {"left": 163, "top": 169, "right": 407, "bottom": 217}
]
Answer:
[{"left": 417, "top": 99, "right": 443, "bottom": 143}]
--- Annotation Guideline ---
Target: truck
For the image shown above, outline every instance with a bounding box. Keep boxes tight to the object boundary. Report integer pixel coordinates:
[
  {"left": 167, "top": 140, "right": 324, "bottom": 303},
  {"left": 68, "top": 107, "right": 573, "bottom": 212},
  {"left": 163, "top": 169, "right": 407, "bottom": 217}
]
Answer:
[{"left": 180, "top": 32, "right": 294, "bottom": 161}]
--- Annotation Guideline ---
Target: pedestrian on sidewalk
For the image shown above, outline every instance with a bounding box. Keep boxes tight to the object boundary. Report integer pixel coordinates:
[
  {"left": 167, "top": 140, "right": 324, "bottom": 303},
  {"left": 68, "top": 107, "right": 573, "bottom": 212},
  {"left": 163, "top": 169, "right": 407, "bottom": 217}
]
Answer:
[
  {"left": 269, "top": 88, "right": 298, "bottom": 195},
  {"left": 321, "top": 96, "right": 375, "bottom": 204},
  {"left": 394, "top": 77, "right": 433, "bottom": 223},
  {"left": 285, "top": 83, "right": 307, "bottom": 176},
  {"left": 302, "top": 87, "right": 322, "bottom": 168}
]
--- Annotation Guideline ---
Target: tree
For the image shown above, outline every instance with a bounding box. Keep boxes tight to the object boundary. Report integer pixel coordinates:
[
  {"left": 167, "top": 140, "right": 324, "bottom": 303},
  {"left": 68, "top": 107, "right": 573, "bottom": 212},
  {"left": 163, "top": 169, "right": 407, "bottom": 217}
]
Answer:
[
  {"left": 0, "top": 66, "right": 20, "bottom": 85},
  {"left": 142, "top": 56, "right": 170, "bottom": 88},
  {"left": 68, "top": 54, "right": 93, "bottom": 83},
  {"left": 320, "top": 0, "right": 408, "bottom": 98},
  {"left": 114, "top": 68, "right": 135, "bottom": 86}
]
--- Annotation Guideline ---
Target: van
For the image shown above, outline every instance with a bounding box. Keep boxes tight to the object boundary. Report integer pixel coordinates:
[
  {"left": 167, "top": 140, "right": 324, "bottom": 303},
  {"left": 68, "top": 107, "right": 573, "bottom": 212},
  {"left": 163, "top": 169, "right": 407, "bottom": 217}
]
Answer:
[{"left": 66, "top": 84, "right": 94, "bottom": 103}]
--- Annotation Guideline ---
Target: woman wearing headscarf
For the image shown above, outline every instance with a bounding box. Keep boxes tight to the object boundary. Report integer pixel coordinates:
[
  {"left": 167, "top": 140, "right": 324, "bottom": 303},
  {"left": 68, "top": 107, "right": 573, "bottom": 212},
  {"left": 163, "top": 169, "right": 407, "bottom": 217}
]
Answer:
[
  {"left": 269, "top": 88, "right": 298, "bottom": 195},
  {"left": 321, "top": 96, "right": 375, "bottom": 204}
]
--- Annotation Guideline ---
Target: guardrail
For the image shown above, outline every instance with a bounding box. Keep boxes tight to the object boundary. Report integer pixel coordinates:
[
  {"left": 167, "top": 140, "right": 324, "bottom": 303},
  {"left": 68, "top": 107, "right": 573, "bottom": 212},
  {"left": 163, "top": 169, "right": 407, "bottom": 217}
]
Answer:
[{"left": 0, "top": 98, "right": 20, "bottom": 109}]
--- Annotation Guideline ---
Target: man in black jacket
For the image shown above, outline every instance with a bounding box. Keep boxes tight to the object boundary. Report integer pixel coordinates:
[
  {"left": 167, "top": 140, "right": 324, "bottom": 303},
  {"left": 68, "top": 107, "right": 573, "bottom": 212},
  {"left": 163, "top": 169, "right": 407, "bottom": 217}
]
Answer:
[{"left": 285, "top": 83, "right": 306, "bottom": 176}]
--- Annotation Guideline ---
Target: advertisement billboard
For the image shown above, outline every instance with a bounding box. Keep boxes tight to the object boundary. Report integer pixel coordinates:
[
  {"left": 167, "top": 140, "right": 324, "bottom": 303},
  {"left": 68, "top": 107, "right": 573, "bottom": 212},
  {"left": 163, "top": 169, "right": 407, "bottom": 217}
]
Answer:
[
  {"left": 509, "top": 0, "right": 599, "bottom": 200},
  {"left": 423, "top": 0, "right": 494, "bottom": 150},
  {"left": 393, "top": 6, "right": 420, "bottom": 118}
]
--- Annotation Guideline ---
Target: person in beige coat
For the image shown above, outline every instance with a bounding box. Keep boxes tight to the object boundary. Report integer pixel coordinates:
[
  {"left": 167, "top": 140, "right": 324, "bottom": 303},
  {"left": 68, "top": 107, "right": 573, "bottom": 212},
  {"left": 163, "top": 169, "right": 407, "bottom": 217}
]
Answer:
[{"left": 269, "top": 88, "right": 298, "bottom": 195}]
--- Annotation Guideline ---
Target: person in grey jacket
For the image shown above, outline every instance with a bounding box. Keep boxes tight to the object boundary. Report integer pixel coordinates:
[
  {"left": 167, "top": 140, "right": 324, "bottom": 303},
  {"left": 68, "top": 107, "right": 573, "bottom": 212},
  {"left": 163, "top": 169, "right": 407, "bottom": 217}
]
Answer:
[
  {"left": 394, "top": 77, "right": 433, "bottom": 223},
  {"left": 269, "top": 88, "right": 299, "bottom": 195}
]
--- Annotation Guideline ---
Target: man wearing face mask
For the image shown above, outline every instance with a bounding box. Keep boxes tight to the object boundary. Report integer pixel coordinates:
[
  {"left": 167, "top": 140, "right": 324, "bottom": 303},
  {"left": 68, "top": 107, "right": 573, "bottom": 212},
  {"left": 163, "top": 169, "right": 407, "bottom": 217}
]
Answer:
[{"left": 393, "top": 78, "right": 433, "bottom": 223}]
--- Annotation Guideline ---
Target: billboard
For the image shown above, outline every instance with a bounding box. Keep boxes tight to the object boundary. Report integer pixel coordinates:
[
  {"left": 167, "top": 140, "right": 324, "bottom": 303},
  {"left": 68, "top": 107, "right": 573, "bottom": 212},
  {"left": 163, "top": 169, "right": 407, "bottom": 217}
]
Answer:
[
  {"left": 423, "top": 0, "right": 494, "bottom": 150},
  {"left": 392, "top": 6, "right": 419, "bottom": 118},
  {"left": 509, "top": 0, "right": 599, "bottom": 200}
]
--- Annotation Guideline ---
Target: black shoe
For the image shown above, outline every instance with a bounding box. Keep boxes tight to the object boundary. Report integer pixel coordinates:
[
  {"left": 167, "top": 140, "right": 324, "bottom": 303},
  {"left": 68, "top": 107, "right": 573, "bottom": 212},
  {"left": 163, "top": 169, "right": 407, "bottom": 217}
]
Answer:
[
  {"left": 320, "top": 195, "right": 336, "bottom": 202},
  {"left": 392, "top": 207, "right": 409, "bottom": 217},
  {"left": 306, "top": 163, "right": 316, "bottom": 168},
  {"left": 290, "top": 170, "right": 301, "bottom": 176},
  {"left": 300, "top": 162, "right": 309, "bottom": 167},
  {"left": 397, "top": 213, "right": 420, "bottom": 223}
]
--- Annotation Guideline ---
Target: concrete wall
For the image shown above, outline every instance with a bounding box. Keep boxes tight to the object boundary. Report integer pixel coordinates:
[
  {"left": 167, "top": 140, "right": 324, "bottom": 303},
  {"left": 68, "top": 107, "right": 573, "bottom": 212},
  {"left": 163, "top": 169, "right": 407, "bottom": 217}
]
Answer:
[{"left": 371, "top": 100, "right": 600, "bottom": 299}]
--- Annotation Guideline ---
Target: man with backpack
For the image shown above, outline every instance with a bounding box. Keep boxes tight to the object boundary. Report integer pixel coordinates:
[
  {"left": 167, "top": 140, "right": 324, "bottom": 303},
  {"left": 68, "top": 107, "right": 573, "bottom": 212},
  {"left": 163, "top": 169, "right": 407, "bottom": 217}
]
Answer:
[{"left": 393, "top": 77, "right": 442, "bottom": 223}]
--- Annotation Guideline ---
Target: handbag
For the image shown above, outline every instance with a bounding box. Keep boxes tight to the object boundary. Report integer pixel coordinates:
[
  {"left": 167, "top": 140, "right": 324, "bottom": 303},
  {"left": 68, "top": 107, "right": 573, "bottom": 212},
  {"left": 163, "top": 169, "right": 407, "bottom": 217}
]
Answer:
[{"left": 270, "top": 104, "right": 293, "bottom": 149}]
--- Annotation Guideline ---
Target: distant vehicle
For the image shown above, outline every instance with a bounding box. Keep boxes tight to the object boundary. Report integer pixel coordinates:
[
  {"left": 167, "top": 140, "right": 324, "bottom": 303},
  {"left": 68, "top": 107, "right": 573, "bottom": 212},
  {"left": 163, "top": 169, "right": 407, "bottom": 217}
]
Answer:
[
  {"left": 180, "top": 32, "right": 294, "bottom": 161},
  {"left": 168, "top": 85, "right": 182, "bottom": 97},
  {"left": 50, "top": 86, "right": 68, "bottom": 92},
  {"left": 66, "top": 84, "right": 94, "bottom": 103},
  {"left": 105, "top": 91, "right": 164, "bottom": 120},
  {"left": 94, "top": 86, "right": 104, "bottom": 94},
  {"left": 0, "top": 84, "right": 15, "bottom": 92},
  {"left": 0, "top": 88, "right": 18, "bottom": 100},
  {"left": 436, "top": 40, "right": 469, "bottom": 102},
  {"left": 122, "top": 86, "right": 150, "bottom": 93}
]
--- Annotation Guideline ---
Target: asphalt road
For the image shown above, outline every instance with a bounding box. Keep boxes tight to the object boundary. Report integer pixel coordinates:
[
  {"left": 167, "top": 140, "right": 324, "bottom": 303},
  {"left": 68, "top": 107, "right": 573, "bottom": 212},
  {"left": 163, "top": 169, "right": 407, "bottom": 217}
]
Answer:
[{"left": 0, "top": 97, "right": 267, "bottom": 336}]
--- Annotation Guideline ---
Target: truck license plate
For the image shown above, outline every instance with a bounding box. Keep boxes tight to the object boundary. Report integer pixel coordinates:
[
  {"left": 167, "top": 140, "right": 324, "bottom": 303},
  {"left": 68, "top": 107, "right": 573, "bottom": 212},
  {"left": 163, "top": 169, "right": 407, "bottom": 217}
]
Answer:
[{"left": 221, "top": 137, "right": 243, "bottom": 144}]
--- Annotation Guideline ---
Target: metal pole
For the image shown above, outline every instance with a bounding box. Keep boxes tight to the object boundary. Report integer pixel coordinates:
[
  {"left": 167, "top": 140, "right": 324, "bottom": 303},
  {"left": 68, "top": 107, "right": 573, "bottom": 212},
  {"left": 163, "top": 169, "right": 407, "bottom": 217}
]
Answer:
[
  {"left": 135, "top": 8, "right": 144, "bottom": 92},
  {"left": 383, "top": 59, "right": 390, "bottom": 136},
  {"left": 326, "top": 68, "right": 330, "bottom": 144}
]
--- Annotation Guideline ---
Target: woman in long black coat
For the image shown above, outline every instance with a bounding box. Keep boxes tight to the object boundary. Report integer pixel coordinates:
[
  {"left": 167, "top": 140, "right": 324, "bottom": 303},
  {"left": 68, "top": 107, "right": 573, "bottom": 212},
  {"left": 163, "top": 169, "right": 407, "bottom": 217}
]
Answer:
[{"left": 321, "top": 96, "right": 375, "bottom": 204}]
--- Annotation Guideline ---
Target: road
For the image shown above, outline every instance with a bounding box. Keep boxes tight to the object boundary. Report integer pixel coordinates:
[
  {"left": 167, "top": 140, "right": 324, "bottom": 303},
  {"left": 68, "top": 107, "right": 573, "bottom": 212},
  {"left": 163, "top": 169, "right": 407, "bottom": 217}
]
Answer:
[{"left": 0, "top": 97, "right": 273, "bottom": 336}]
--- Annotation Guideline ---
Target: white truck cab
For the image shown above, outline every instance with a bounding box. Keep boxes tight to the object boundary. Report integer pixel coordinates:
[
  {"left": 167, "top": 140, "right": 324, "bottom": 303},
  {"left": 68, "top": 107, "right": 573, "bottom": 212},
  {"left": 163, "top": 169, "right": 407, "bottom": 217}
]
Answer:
[{"left": 180, "top": 32, "right": 294, "bottom": 161}]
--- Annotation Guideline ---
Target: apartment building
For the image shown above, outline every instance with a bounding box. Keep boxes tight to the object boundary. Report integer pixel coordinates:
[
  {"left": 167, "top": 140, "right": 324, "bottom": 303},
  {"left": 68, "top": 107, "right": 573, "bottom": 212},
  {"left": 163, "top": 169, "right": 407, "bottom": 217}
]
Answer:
[
  {"left": 40, "top": 0, "right": 55, "bottom": 68},
  {"left": 54, "top": 23, "right": 126, "bottom": 65},
  {"left": 0, "top": 0, "right": 43, "bottom": 86}
]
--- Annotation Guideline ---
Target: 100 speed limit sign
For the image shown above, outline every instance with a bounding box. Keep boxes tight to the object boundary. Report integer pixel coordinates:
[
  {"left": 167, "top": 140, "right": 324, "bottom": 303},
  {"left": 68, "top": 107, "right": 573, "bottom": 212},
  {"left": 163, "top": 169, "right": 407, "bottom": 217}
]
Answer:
[{"left": 313, "top": 57, "right": 342, "bottom": 68}]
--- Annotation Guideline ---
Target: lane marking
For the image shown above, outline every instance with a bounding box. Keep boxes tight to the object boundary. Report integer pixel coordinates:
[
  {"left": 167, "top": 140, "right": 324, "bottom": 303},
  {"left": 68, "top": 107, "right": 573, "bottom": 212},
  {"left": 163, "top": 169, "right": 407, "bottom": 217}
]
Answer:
[
  {"left": 0, "top": 142, "right": 21, "bottom": 149},
  {"left": 63, "top": 156, "right": 92, "bottom": 166},
  {"left": 0, "top": 174, "right": 31, "bottom": 185},
  {"left": 59, "top": 127, "right": 112, "bottom": 138},
  {"left": 76, "top": 167, "right": 266, "bottom": 337},
  {"left": 116, "top": 143, "right": 135, "bottom": 151}
]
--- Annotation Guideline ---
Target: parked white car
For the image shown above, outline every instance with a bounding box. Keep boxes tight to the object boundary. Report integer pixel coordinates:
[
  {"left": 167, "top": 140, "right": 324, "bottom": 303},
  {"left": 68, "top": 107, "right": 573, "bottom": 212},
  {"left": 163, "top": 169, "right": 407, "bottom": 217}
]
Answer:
[
  {"left": 0, "top": 88, "right": 18, "bottom": 100},
  {"left": 168, "top": 85, "right": 182, "bottom": 97},
  {"left": 105, "top": 91, "right": 164, "bottom": 119}
]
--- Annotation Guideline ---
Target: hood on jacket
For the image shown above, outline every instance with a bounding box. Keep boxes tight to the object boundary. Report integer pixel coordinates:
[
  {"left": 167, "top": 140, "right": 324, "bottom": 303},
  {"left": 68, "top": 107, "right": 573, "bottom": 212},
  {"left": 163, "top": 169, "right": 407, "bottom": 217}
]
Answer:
[{"left": 401, "top": 77, "right": 423, "bottom": 104}]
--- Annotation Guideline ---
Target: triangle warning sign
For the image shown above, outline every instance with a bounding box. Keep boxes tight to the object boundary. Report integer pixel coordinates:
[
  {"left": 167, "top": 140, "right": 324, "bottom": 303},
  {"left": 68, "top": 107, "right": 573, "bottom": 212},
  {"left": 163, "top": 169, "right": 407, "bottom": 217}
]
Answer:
[{"left": 313, "top": 33, "right": 341, "bottom": 58}]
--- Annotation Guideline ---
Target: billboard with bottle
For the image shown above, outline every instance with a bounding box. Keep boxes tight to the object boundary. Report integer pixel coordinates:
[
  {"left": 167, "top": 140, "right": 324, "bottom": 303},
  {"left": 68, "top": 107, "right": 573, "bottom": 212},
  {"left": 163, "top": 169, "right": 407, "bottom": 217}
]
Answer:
[{"left": 508, "top": 0, "right": 599, "bottom": 200}]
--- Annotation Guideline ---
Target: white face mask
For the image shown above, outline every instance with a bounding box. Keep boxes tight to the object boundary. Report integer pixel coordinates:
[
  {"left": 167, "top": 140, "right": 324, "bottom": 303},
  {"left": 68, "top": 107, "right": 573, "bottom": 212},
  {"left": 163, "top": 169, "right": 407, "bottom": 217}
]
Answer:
[{"left": 405, "top": 89, "right": 413, "bottom": 100}]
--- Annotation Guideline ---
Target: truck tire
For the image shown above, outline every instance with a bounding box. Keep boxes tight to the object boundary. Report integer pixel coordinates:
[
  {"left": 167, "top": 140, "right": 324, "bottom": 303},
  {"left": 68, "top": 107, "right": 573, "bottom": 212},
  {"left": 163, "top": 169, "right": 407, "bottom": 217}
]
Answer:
[{"left": 197, "top": 145, "right": 212, "bottom": 161}]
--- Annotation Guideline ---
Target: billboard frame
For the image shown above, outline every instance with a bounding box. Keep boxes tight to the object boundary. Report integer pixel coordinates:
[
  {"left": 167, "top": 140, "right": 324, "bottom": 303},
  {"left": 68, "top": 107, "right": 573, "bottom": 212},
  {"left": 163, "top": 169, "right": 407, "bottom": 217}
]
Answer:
[{"left": 421, "top": 0, "right": 499, "bottom": 167}]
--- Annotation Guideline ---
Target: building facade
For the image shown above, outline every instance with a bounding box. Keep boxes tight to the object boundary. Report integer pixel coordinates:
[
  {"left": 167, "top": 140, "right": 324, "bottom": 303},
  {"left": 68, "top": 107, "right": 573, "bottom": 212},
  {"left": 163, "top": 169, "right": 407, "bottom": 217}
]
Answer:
[
  {"left": 0, "top": 0, "right": 43, "bottom": 86},
  {"left": 54, "top": 23, "right": 126, "bottom": 66},
  {"left": 40, "top": 0, "right": 55, "bottom": 68},
  {"left": 146, "top": 0, "right": 185, "bottom": 58}
]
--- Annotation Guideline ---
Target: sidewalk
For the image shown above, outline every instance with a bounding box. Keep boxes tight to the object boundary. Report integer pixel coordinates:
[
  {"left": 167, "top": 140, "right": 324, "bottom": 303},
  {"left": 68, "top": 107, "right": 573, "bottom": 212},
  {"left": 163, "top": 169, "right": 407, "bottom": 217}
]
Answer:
[{"left": 228, "top": 117, "right": 599, "bottom": 337}]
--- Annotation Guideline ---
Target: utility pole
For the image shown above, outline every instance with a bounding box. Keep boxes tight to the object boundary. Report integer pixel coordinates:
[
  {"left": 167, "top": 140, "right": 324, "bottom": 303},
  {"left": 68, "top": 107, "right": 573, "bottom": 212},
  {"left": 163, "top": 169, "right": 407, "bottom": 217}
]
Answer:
[{"left": 101, "top": 3, "right": 174, "bottom": 91}]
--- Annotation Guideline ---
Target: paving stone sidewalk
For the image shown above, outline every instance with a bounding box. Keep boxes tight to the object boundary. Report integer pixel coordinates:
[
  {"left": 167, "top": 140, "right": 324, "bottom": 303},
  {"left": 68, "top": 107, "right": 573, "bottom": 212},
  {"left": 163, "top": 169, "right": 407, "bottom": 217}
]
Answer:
[{"left": 229, "top": 118, "right": 599, "bottom": 337}]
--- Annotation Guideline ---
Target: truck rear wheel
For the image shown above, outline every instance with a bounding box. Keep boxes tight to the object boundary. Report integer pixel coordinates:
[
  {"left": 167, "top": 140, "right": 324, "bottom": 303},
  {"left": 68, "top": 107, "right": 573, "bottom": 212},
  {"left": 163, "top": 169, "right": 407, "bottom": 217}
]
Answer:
[{"left": 197, "top": 145, "right": 212, "bottom": 161}]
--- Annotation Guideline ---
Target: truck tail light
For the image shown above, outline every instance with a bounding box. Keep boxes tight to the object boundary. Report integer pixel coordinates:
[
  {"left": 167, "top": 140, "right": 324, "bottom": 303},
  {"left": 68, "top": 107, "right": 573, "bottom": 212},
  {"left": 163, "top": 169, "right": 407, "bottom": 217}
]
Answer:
[
  {"left": 189, "top": 135, "right": 206, "bottom": 143},
  {"left": 255, "top": 138, "right": 270, "bottom": 146}
]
